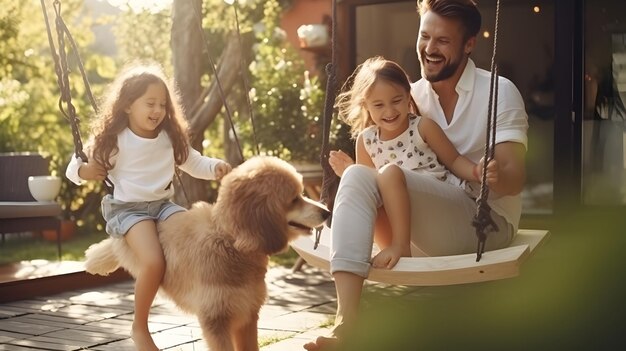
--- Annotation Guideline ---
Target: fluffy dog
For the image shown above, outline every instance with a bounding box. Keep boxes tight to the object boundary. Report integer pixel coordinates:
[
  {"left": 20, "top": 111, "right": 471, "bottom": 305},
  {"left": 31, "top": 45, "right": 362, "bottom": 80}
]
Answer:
[{"left": 84, "top": 156, "right": 330, "bottom": 351}]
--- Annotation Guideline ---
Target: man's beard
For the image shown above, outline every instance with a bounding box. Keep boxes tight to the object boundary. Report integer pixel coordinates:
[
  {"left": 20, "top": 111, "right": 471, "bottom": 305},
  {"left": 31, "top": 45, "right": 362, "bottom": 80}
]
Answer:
[{"left": 419, "top": 52, "right": 463, "bottom": 83}]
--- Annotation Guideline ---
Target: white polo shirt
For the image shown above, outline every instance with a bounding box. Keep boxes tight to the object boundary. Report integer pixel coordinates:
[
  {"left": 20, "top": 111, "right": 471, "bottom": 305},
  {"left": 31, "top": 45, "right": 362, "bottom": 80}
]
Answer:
[{"left": 411, "top": 59, "right": 529, "bottom": 231}]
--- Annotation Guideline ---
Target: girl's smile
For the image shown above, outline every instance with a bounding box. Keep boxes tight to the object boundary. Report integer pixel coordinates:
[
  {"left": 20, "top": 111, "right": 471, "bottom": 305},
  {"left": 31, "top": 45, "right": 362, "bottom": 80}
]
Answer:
[{"left": 364, "top": 80, "right": 411, "bottom": 140}]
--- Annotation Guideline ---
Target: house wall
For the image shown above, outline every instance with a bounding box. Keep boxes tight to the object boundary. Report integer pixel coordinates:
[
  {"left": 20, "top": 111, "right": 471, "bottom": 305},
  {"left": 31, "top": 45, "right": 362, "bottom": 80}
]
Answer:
[{"left": 281, "top": 0, "right": 332, "bottom": 75}]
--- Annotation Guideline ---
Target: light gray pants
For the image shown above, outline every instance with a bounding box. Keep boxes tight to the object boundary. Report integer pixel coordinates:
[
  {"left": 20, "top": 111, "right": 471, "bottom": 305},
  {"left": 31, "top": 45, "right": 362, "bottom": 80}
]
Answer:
[{"left": 330, "top": 165, "right": 513, "bottom": 278}]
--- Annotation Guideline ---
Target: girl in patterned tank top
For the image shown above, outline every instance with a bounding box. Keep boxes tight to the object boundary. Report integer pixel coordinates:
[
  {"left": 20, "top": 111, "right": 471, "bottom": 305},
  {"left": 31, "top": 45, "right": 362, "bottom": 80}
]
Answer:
[{"left": 329, "top": 56, "right": 497, "bottom": 269}]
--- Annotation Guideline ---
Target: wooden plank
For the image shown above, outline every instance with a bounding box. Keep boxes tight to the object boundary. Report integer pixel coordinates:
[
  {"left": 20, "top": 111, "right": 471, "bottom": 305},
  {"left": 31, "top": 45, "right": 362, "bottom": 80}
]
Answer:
[
  {"left": 0, "top": 266, "right": 131, "bottom": 303},
  {"left": 291, "top": 228, "right": 550, "bottom": 286}
]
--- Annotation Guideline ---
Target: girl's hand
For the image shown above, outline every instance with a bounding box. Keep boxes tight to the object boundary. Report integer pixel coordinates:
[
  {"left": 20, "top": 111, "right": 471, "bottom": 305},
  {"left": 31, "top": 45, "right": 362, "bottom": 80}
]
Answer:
[
  {"left": 328, "top": 150, "right": 354, "bottom": 177},
  {"left": 474, "top": 158, "right": 499, "bottom": 185},
  {"left": 371, "top": 245, "right": 409, "bottom": 269},
  {"left": 78, "top": 160, "right": 107, "bottom": 181},
  {"left": 214, "top": 161, "right": 232, "bottom": 180}
]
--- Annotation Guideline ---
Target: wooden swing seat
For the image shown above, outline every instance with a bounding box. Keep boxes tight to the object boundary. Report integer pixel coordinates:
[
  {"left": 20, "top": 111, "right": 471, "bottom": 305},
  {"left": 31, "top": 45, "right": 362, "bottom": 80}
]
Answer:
[{"left": 291, "top": 227, "right": 549, "bottom": 286}]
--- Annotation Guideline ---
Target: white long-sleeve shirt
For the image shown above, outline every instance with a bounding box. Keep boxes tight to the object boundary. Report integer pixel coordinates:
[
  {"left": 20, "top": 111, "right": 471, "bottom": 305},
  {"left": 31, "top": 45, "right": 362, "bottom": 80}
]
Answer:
[{"left": 66, "top": 128, "right": 222, "bottom": 202}]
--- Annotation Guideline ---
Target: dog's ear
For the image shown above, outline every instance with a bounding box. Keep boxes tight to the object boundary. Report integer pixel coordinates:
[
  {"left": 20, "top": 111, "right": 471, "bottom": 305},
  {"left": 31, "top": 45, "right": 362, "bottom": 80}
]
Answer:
[
  {"left": 245, "top": 194, "right": 289, "bottom": 255},
  {"left": 218, "top": 167, "right": 289, "bottom": 255}
]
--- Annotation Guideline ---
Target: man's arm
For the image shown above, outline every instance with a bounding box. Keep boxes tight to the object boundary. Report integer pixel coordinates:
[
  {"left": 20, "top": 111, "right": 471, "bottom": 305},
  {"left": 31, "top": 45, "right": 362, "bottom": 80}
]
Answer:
[{"left": 489, "top": 141, "right": 526, "bottom": 196}]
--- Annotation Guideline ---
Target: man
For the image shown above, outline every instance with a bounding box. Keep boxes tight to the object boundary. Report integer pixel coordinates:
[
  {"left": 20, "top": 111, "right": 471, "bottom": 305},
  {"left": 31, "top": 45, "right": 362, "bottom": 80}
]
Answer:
[{"left": 304, "top": 0, "right": 528, "bottom": 349}]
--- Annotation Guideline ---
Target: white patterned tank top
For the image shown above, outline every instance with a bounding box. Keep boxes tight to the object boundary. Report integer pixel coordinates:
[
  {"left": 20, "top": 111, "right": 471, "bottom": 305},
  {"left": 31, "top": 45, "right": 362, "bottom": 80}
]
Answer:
[{"left": 362, "top": 114, "right": 459, "bottom": 185}]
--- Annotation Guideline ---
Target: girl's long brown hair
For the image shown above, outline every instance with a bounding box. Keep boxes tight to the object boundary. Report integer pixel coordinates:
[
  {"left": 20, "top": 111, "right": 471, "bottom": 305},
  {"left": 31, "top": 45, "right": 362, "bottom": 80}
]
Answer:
[
  {"left": 90, "top": 63, "right": 190, "bottom": 169},
  {"left": 335, "top": 56, "right": 419, "bottom": 139}
]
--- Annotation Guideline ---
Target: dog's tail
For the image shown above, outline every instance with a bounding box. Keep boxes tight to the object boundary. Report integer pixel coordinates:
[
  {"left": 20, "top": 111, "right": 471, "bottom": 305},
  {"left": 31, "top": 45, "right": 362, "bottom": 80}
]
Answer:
[{"left": 84, "top": 238, "right": 119, "bottom": 276}]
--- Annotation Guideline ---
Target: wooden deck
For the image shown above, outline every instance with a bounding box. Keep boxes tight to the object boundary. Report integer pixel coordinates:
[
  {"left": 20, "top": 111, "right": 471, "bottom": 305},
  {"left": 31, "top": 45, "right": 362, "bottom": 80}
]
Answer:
[{"left": 0, "top": 260, "right": 131, "bottom": 303}]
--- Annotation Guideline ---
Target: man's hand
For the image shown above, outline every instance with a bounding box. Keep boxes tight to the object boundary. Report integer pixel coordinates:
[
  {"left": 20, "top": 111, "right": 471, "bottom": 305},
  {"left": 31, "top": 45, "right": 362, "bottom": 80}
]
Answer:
[
  {"left": 474, "top": 158, "right": 499, "bottom": 185},
  {"left": 78, "top": 160, "right": 107, "bottom": 181}
]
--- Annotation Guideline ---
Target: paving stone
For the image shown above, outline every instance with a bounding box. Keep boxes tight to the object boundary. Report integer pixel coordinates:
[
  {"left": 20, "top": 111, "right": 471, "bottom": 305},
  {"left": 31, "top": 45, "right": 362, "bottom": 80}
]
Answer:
[
  {"left": 0, "top": 344, "right": 38, "bottom": 351},
  {"left": 258, "top": 310, "right": 333, "bottom": 332},
  {"left": 0, "top": 266, "right": 338, "bottom": 350}
]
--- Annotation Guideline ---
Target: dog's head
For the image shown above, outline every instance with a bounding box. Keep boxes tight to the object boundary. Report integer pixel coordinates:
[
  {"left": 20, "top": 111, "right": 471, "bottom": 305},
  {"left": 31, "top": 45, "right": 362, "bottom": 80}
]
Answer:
[{"left": 214, "top": 156, "right": 330, "bottom": 255}]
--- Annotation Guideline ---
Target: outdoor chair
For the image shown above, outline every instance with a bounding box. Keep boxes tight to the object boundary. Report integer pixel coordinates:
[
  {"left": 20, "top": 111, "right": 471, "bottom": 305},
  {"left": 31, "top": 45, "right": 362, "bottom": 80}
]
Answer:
[{"left": 0, "top": 152, "right": 62, "bottom": 259}]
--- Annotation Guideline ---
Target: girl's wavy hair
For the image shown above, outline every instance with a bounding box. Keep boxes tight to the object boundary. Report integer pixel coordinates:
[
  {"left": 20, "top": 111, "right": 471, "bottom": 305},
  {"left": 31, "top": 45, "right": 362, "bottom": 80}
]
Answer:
[
  {"left": 335, "top": 56, "right": 418, "bottom": 139},
  {"left": 90, "top": 63, "right": 190, "bottom": 169}
]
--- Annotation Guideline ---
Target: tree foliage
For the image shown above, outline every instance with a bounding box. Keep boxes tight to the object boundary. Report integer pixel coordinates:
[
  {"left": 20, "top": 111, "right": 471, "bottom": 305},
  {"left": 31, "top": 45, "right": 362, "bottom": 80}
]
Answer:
[{"left": 0, "top": 0, "right": 332, "bottom": 230}]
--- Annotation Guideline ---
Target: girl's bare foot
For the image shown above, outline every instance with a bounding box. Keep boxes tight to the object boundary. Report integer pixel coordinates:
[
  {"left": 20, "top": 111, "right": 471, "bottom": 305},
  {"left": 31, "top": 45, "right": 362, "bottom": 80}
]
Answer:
[
  {"left": 131, "top": 325, "right": 159, "bottom": 351},
  {"left": 303, "top": 323, "right": 347, "bottom": 350},
  {"left": 303, "top": 335, "right": 339, "bottom": 350}
]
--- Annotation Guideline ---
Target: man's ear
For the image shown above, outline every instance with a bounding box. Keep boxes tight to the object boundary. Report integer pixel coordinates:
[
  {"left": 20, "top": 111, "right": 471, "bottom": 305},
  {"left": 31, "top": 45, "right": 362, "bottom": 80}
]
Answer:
[{"left": 465, "top": 36, "right": 477, "bottom": 55}]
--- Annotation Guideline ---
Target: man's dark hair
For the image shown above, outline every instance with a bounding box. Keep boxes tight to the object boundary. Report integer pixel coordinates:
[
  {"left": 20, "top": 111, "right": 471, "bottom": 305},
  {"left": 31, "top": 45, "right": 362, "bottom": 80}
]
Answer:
[{"left": 417, "top": 0, "right": 482, "bottom": 40}]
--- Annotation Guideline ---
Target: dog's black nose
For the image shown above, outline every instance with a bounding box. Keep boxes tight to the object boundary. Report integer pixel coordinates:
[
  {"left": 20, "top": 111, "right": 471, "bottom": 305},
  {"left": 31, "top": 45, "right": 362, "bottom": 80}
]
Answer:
[{"left": 321, "top": 208, "right": 331, "bottom": 220}]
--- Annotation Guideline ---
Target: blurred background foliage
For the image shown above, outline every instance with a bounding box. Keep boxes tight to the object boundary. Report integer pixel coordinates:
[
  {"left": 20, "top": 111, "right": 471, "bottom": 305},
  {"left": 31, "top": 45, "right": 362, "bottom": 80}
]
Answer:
[{"left": 0, "top": 0, "right": 342, "bottom": 238}]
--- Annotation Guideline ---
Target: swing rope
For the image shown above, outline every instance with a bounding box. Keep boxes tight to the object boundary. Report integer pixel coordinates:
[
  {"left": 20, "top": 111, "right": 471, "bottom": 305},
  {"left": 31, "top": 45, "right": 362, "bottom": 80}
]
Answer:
[
  {"left": 40, "top": 0, "right": 114, "bottom": 193},
  {"left": 231, "top": 1, "right": 260, "bottom": 156},
  {"left": 472, "top": 0, "right": 501, "bottom": 262},
  {"left": 312, "top": 0, "right": 340, "bottom": 249},
  {"left": 190, "top": 0, "right": 246, "bottom": 162},
  {"left": 40, "top": 0, "right": 94, "bottom": 162}
]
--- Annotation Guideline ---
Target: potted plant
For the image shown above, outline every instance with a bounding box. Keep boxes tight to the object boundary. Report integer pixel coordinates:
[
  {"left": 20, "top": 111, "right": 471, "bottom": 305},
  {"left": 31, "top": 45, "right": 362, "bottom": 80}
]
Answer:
[
  {"left": 42, "top": 176, "right": 78, "bottom": 242},
  {"left": 41, "top": 161, "right": 106, "bottom": 242}
]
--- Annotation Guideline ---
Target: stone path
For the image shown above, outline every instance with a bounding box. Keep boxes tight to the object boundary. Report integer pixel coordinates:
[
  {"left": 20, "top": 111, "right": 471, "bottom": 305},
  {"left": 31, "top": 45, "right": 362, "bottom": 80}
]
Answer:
[{"left": 0, "top": 266, "right": 340, "bottom": 350}]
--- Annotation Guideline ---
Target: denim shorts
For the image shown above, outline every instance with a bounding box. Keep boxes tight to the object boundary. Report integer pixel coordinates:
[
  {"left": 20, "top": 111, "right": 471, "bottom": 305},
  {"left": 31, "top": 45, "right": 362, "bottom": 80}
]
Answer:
[{"left": 100, "top": 194, "right": 186, "bottom": 237}]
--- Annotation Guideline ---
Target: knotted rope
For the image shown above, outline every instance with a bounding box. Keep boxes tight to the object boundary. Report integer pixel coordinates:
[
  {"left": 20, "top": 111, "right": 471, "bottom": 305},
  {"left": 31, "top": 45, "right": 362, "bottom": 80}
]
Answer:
[{"left": 472, "top": 0, "right": 502, "bottom": 261}]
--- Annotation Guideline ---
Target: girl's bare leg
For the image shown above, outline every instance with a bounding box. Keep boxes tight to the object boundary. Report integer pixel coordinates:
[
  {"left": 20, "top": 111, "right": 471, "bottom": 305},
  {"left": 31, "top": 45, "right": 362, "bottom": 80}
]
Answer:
[
  {"left": 124, "top": 220, "right": 165, "bottom": 351},
  {"left": 373, "top": 207, "right": 392, "bottom": 249},
  {"left": 372, "top": 165, "right": 412, "bottom": 268}
]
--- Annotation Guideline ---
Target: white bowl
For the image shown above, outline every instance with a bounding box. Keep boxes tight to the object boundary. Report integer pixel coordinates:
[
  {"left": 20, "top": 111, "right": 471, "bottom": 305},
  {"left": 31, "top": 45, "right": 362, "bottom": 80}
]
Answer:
[{"left": 28, "top": 175, "right": 62, "bottom": 202}]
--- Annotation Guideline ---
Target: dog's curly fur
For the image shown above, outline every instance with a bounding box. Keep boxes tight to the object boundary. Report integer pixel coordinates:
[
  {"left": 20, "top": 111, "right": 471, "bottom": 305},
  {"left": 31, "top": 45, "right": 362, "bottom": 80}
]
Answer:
[{"left": 84, "top": 156, "right": 330, "bottom": 351}]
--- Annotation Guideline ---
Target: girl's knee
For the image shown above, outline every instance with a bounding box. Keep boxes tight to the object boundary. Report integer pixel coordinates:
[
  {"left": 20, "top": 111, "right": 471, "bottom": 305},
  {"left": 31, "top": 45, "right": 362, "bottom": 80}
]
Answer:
[
  {"left": 376, "top": 164, "right": 406, "bottom": 184},
  {"left": 340, "top": 165, "right": 378, "bottom": 190},
  {"left": 141, "top": 251, "right": 166, "bottom": 275}
]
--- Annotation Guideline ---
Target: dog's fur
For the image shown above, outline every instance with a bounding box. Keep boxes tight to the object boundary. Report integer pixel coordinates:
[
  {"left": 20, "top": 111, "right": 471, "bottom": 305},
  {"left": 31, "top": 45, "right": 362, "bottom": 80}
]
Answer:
[{"left": 84, "top": 156, "right": 330, "bottom": 351}]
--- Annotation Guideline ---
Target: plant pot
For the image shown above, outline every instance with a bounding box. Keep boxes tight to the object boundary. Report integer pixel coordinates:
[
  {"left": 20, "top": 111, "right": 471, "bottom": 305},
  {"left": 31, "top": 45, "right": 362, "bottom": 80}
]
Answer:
[{"left": 42, "top": 220, "right": 76, "bottom": 242}]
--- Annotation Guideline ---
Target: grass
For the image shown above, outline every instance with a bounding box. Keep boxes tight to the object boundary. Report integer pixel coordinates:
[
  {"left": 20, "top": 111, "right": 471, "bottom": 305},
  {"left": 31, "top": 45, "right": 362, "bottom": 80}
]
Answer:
[
  {"left": 0, "top": 230, "right": 302, "bottom": 267},
  {"left": 0, "top": 231, "right": 107, "bottom": 265}
]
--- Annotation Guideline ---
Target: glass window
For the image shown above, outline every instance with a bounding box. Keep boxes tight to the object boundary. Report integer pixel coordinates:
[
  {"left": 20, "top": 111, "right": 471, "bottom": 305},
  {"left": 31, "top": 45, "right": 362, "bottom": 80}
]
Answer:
[
  {"left": 583, "top": 0, "right": 626, "bottom": 205},
  {"left": 355, "top": 0, "right": 555, "bottom": 214}
]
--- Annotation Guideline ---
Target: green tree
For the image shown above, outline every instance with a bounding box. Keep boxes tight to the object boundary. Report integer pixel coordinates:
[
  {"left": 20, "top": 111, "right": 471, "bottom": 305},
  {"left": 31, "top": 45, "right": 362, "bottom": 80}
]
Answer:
[
  {"left": 1, "top": 0, "right": 330, "bottom": 225},
  {"left": 0, "top": 0, "right": 113, "bottom": 231},
  {"left": 246, "top": 0, "right": 325, "bottom": 162}
]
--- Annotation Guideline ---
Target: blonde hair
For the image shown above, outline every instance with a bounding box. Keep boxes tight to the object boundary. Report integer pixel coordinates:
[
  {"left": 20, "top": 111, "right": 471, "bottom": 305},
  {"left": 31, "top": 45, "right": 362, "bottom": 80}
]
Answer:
[
  {"left": 90, "top": 62, "right": 190, "bottom": 169},
  {"left": 335, "top": 56, "right": 418, "bottom": 139}
]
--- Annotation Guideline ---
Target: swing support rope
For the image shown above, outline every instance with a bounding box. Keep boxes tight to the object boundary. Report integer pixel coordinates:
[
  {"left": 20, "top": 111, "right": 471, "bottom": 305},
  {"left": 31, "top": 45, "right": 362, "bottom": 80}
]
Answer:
[
  {"left": 40, "top": 0, "right": 114, "bottom": 193},
  {"left": 472, "top": 0, "right": 501, "bottom": 262},
  {"left": 313, "top": 0, "right": 340, "bottom": 249},
  {"left": 40, "top": 0, "right": 96, "bottom": 163}
]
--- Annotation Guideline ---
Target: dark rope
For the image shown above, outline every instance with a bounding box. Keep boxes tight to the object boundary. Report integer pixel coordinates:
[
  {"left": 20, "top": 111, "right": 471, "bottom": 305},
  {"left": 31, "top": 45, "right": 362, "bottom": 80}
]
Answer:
[
  {"left": 40, "top": 0, "right": 113, "bottom": 193},
  {"left": 314, "top": 0, "right": 340, "bottom": 249},
  {"left": 472, "top": 0, "right": 501, "bottom": 262},
  {"left": 190, "top": 0, "right": 245, "bottom": 161},
  {"left": 232, "top": 0, "right": 260, "bottom": 155}
]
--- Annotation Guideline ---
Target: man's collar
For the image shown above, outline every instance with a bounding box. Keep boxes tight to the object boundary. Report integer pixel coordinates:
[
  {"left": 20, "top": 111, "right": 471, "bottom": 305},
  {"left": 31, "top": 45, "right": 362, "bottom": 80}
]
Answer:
[{"left": 457, "top": 58, "right": 475, "bottom": 92}]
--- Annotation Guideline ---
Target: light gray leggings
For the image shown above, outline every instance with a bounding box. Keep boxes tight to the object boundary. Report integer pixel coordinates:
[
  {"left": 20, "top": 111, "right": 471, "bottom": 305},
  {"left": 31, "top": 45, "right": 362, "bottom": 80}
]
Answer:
[{"left": 330, "top": 165, "right": 514, "bottom": 278}]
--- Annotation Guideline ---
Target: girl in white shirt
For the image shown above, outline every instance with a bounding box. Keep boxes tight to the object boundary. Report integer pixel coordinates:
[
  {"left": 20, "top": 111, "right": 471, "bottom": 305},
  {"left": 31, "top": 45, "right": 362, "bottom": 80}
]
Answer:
[{"left": 66, "top": 63, "right": 231, "bottom": 351}]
